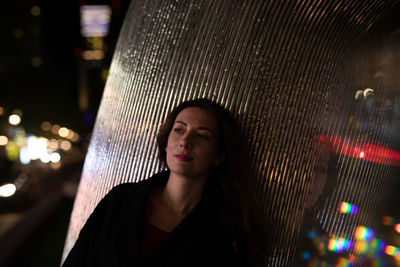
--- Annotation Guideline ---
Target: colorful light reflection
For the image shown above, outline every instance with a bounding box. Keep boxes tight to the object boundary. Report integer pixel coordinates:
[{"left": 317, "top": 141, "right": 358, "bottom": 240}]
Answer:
[
  {"left": 339, "top": 201, "right": 358, "bottom": 215},
  {"left": 395, "top": 223, "right": 400, "bottom": 234},
  {"left": 382, "top": 216, "right": 397, "bottom": 227},
  {"left": 385, "top": 245, "right": 400, "bottom": 256},
  {"left": 335, "top": 257, "right": 352, "bottom": 267},
  {"left": 328, "top": 236, "right": 352, "bottom": 253},
  {"left": 354, "top": 226, "right": 374, "bottom": 241}
]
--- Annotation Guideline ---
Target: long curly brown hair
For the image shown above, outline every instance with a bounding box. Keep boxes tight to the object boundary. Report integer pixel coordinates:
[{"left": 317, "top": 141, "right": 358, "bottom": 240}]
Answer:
[{"left": 156, "top": 98, "right": 265, "bottom": 264}]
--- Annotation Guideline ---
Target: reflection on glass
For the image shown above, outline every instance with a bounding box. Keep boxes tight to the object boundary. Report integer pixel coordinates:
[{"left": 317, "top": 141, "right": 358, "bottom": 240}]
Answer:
[{"left": 339, "top": 202, "right": 358, "bottom": 215}]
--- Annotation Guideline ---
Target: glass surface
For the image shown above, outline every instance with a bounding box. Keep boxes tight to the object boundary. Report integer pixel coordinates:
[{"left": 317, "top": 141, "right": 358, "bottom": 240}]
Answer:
[{"left": 62, "top": 1, "right": 400, "bottom": 266}]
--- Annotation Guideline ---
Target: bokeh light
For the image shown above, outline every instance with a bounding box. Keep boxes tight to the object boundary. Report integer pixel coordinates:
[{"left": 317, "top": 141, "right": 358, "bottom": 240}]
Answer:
[
  {"left": 50, "top": 152, "right": 61, "bottom": 163},
  {"left": 58, "top": 127, "right": 70, "bottom": 137},
  {"left": 71, "top": 132, "right": 80, "bottom": 142},
  {"left": 382, "top": 216, "right": 397, "bottom": 226},
  {"left": 40, "top": 153, "right": 51, "bottom": 163},
  {"left": 368, "top": 238, "right": 386, "bottom": 258},
  {"left": 31, "top": 56, "right": 42, "bottom": 67},
  {"left": 354, "top": 226, "right": 374, "bottom": 241},
  {"left": 47, "top": 139, "right": 59, "bottom": 151},
  {"left": 60, "top": 140, "right": 72, "bottom": 151},
  {"left": 0, "top": 106, "right": 4, "bottom": 115},
  {"left": 41, "top": 121, "right": 52, "bottom": 131},
  {"left": 339, "top": 201, "right": 358, "bottom": 215},
  {"left": 82, "top": 50, "right": 105, "bottom": 60},
  {"left": 354, "top": 240, "right": 370, "bottom": 255},
  {"left": 395, "top": 223, "right": 400, "bottom": 234},
  {"left": 0, "top": 184, "right": 17, "bottom": 197},
  {"left": 66, "top": 130, "right": 75, "bottom": 139},
  {"left": 26, "top": 136, "right": 48, "bottom": 160},
  {"left": 30, "top": 5, "right": 41, "bottom": 16},
  {"left": 301, "top": 251, "right": 311, "bottom": 260},
  {"left": 6, "top": 141, "right": 19, "bottom": 161},
  {"left": 352, "top": 237, "right": 386, "bottom": 257},
  {"left": 51, "top": 124, "right": 60, "bottom": 134},
  {"left": 19, "top": 146, "right": 31, "bottom": 165},
  {"left": 336, "top": 257, "right": 352, "bottom": 267},
  {"left": 13, "top": 28, "right": 24, "bottom": 39},
  {"left": 327, "top": 236, "right": 352, "bottom": 253},
  {"left": 385, "top": 245, "right": 400, "bottom": 256},
  {"left": 9, "top": 114, "right": 21, "bottom": 125},
  {"left": 51, "top": 162, "right": 61, "bottom": 169},
  {"left": 0, "top": 136, "right": 8, "bottom": 146}
]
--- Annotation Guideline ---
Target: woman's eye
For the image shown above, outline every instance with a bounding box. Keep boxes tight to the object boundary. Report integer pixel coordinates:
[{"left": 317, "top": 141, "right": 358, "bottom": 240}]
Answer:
[
  {"left": 197, "top": 133, "right": 209, "bottom": 140},
  {"left": 173, "top": 128, "right": 184, "bottom": 134}
]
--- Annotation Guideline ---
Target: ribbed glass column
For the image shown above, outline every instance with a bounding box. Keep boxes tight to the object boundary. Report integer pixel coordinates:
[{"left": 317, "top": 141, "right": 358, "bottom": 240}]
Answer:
[{"left": 63, "top": 1, "right": 400, "bottom": 265}]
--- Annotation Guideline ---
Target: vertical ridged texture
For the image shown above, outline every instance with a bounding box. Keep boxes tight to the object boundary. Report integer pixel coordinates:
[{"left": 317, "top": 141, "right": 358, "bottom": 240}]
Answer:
[{"left": 63, "top": 1, "right": 400, "bottom": 265}]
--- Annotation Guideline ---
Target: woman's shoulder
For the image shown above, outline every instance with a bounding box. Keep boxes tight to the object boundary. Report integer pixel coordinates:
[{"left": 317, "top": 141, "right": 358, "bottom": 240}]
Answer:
[{"left": 100, "top": 171, "right": 169, "bottom": 203}]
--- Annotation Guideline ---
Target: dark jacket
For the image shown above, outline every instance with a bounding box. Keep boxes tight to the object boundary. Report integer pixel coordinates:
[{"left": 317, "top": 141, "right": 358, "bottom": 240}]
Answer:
[{"left": 62, "top": 171, "right": 246, "bottom": 267}]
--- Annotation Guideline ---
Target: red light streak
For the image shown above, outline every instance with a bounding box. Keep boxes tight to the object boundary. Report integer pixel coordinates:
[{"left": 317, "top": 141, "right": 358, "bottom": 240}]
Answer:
[{"left": 317, "top": 135, "right": 400, "bottom": 167}]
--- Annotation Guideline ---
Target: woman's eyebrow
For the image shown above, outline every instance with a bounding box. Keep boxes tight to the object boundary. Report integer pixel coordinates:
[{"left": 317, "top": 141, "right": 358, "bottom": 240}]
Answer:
[
  {"left": 174, "top": 120, "right": 187, "bottom": 126},
  {"left": 174, "top": 120, "right": 215, "bottom": 136}
]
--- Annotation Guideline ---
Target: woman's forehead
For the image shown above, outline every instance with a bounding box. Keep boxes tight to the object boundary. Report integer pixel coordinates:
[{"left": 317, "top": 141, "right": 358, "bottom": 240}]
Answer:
[{"left": 175, "top": 107, "right": 218, "bottom": 128}]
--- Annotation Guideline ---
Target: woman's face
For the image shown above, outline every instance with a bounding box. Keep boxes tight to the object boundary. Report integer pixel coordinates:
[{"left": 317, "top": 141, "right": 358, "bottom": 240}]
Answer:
[
  {"left": 304, "top": 150, "right": 330, "bottom": 209},
  {"left": 165, "top": 107, "right": 223, "bottom": 179}
]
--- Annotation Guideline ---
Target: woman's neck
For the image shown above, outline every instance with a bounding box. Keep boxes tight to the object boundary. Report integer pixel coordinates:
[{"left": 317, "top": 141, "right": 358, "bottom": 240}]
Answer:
[{"left": 162, "top": 173, "right": 207, "bottom": 215}]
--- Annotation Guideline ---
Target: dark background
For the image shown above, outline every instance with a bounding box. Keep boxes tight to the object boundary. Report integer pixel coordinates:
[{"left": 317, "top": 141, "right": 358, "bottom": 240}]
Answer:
[{"left": 0, "top": 1, "right": 131, "bottom": 266}]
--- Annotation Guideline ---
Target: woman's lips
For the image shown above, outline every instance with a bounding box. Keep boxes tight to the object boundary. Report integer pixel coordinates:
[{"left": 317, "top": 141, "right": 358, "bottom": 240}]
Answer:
[{"left": 174, "top": 154, "right": 193, "bottom": 161}]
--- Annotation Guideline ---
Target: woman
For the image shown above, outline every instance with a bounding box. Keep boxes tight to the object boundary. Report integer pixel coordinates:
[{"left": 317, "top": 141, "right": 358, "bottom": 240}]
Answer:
[
  {"left": 62, "top": 98, "right": 262, "bottom": 267},
  {"left": 295, "top": 145, "right": 341, "bottom": 266}
]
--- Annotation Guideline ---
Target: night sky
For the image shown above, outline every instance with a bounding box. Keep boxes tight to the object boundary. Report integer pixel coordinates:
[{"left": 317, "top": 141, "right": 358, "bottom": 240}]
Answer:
[{"left": 0, "top": 0, "right": 131, "bottom": 137}]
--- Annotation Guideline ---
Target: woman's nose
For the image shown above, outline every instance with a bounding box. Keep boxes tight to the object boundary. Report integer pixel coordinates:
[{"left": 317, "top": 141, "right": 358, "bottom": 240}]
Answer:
[{"left": 180, "top": 133, "right": 192, "bottom": 148}]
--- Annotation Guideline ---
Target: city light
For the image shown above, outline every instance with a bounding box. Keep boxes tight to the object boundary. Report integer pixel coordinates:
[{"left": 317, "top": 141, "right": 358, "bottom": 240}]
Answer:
[
  {"left": 0, "top": 136, "right": 8, "bottom": 146},
  {"left": 0, "top": 184, "right": 17, "bottom": 197},
  {"left": 30, "top": 5, "right": 41, "bottom": 16},
  {"left": 40, "top": 153, "right": 51, "bottom": 163},
  {"left": 19, "top": 146, "right": 31, "bottom": 165},
  {"left": 26, "top": 136, "right": 48, "bottom": 160},
  {"left": 66, "top": 130, "right": 75, "bottom": 139},
  {"left": 80, "top": 5, "right": 112, "bottom": 37},
  {"left": 41, "top": 121, "right": 52, "bottom": 131},
  {"left": 339, "top": 201, "right": 358, "bottom": 215},
  {"left": 71, "top": 132, "right": 80, "bottom": 142},
  {"left": 51, "top": 124, "right": 60, "bottom": 134},
  {"left": 9, "top": 114, "right": 21, "bottom": 125},
  {"left": 82, "top": 50, "right": 105, "bottom": 60},
  {"left": 60, "top": 140, "right": 72, "bottom": 151},
  {"left": 6, "top": 141, "right": 19, "bottom": 161},
  {"left": 47, "top": 139, "right": 59, "bottom": 151},
  {"left": 58, "top": 127, "right": 70, "bottom": 137},
  {"left": 50, "top": 152, "right": 61, "bottom": 163}
]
